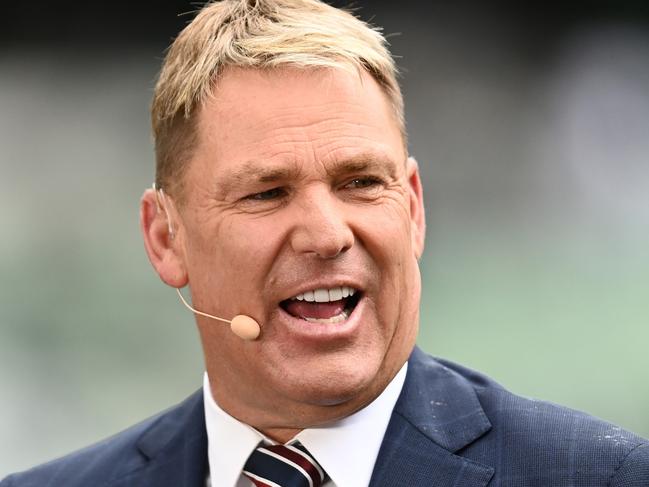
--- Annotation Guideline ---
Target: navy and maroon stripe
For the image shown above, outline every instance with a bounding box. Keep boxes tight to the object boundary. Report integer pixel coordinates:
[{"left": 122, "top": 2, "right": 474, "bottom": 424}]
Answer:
[{"left": 243, "top": 442, "right": 327, "bottom": 487}]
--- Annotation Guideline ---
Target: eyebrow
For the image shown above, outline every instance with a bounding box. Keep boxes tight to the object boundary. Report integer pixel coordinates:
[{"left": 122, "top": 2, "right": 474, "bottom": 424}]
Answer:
[
  {"left": 324, "top": 153, "right": 400, "bottom": 180},
  {"left": 215, "top": 161, "right": 298, "bottom": 197},
  {"left": 215, "top": 151, "right": 400, "bottom": 197}
]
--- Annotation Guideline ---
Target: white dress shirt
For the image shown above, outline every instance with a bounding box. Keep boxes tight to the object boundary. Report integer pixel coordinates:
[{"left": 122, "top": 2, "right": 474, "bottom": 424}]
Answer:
[{"left": 203, "top": 363, "right": 407, "bottom": 487}]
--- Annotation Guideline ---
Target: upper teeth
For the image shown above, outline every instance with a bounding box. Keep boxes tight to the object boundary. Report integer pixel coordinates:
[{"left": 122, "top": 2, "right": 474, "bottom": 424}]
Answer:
[{"left": 291, "top": 287, "right": 356, "bottom": 303}]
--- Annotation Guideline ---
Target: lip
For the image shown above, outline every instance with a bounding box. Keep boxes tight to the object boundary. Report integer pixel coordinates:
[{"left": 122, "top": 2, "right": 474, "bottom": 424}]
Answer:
[{"left": 273, "top": 291, "right": 367, "bottom": 342}]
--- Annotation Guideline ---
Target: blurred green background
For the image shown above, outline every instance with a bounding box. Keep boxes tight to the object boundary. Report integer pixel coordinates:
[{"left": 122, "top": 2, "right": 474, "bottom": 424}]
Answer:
[{"left": 1, "top": 0, "right": 648, "bottom": 476}]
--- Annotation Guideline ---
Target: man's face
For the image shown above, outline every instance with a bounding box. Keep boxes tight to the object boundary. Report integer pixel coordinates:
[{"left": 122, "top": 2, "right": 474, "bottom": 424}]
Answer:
[{"left": 167, "top": 66, "right": 424, "bottom": 433}]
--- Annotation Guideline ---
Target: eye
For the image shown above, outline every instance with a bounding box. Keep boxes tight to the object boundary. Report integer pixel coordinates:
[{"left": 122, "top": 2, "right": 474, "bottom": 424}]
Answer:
[
  {"left": 344, "top": 176, "right": 384, "bottom": 190},
  {"left": 244, "top": 187, "right": 287, "bottom": 201}
]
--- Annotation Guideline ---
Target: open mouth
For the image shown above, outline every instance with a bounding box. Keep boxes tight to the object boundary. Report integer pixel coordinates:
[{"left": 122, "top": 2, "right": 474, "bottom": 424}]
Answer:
[{"left": 280, "top": 286, "right": 361, "bottom": 324}]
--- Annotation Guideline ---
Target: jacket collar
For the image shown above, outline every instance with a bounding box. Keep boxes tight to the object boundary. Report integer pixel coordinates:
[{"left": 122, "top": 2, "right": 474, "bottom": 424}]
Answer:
[
  {"left": 111, "top": 390, "right": 208, "bottom": 487},
  {"left": 370, "top": 347, "right": 494, "bottom": 486}
]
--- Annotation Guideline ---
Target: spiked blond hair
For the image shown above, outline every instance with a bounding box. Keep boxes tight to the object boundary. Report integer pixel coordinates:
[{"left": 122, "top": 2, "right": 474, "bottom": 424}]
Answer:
[{"left": 151, "top": 0, "right": 404, "bottom": 201}]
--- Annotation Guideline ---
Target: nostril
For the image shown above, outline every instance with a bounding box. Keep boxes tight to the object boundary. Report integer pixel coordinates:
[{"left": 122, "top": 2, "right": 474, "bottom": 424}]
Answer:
[{"left": 291, "top": 228, "right": 354, "bottom": 259}]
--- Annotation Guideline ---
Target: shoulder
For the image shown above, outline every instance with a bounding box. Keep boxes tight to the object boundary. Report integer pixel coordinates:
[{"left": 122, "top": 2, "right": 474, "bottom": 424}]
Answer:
[
  {"left": 1, "top": 418, "right": 153, "bottom": 487},
  {"left": 1, "top": 390, "right": 204, "bottom": 487},
  {"left": 1, "top": 417, "right": 155, "bottom": 487},
  {"left": 435, "top": 354, "right": 649, "bottom": 485}
]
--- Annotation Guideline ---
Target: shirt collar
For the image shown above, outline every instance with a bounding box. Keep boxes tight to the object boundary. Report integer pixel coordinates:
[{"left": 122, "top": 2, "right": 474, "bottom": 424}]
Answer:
[
  {"left": 203, "top": 363, "right": 407, "bottom": 487},
  {"left": 203, "top": 373, "right": 266, "bottom": 487}
]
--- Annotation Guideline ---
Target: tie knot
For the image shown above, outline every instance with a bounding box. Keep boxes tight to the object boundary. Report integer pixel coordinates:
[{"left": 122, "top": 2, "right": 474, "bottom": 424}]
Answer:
[{"left": 243, "top": 442, "right": 327, "bottom": 487}]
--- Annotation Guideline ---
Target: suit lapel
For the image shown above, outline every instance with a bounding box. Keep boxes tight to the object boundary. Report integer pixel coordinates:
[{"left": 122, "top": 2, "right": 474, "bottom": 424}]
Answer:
[
  {"left": 370, "top": 348, "right": 494, "bottom": 487},
  {"left": 110, "top": 390, "right": 208, "bottom": 487}
]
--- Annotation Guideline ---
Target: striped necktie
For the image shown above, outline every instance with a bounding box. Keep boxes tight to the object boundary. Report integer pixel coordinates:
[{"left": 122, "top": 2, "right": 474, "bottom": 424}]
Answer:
[{"left": 243, "top": 442, "right": 327, "bottom": 487}]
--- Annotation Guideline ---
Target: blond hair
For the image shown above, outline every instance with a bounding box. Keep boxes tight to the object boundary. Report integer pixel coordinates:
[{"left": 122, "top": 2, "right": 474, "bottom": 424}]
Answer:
[{"left": 151, "top": 0, "right": 404, "bottom": 201}]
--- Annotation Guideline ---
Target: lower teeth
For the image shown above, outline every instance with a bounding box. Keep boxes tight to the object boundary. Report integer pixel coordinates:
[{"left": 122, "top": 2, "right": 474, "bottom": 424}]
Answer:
[{"left": 304, "top": 309, "right": 349, "bottom": 324}]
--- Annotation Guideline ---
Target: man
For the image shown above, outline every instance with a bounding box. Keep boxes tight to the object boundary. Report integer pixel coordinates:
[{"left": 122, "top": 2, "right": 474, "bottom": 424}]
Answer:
[{"left": 3, "top": 0, "right": 648, "bottom": 486}]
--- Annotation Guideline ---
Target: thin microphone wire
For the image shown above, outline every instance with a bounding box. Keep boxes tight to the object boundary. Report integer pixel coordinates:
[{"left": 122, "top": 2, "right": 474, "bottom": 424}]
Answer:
[
  {"left": 154, "top": 185, "right": 241, "bottom": 329},
  {"left": 176, "top": 288, "right": 232, "bottom": 324}
]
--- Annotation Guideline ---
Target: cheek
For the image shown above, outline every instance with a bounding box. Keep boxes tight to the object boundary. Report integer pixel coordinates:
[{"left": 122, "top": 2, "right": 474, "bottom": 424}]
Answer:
[
  {"left": 353, "top": 204, "right": 417, "bottom": 318},
  {"left": 183, "top": 218, "right": 284, "bottom": 302},
  {"left": 358, "top": 201, "right": 414, "bottom": 269}
]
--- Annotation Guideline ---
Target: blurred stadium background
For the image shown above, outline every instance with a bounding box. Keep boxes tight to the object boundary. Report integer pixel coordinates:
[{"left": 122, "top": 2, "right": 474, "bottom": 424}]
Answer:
[{"left": 1, "top": 0, "right": 648, "bottom": 475}]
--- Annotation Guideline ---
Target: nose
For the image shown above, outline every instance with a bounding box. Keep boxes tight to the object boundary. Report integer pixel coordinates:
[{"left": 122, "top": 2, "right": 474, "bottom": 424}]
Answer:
[{"left": 290, "top": 188, "right": 354, "bottom": 259}]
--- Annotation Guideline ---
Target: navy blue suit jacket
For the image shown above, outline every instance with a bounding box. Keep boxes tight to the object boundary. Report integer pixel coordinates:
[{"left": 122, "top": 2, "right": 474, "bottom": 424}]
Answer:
[{"left": 3, "top": 347, "right": 649, "bottom": 486}]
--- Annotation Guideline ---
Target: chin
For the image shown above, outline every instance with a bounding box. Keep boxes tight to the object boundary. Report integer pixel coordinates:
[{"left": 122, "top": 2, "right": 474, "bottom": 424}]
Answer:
[{"left": 277, "top": 351, "right": 385, "bottom": 409}]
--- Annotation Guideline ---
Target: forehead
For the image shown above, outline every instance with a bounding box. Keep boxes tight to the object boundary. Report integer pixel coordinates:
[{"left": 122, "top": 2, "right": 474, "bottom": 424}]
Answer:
[{"left": 191, "top": 66, "right": 405, "bottom": 180}]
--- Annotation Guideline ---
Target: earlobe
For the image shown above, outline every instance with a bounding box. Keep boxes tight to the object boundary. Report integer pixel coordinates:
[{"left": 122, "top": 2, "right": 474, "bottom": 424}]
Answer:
[
  {"left": 406, "top": 157, "right": 426, "bottom": 259},
  {"left": 140, "top": 188, "right": 188, "bottom": 288}
]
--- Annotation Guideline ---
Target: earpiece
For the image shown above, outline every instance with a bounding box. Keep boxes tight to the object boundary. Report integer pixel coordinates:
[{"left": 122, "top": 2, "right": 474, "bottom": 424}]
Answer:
[{"left": 153, "top": 183, "right": 174, "bottom": 237}]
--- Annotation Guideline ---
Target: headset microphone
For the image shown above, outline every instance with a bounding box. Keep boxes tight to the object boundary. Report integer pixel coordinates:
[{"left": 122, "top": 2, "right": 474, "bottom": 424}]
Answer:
[
  {"left": 152, "top": 184, "right": 261, "bottom": 341},
  {"left": 176, "top": 288, "right": 261, "bottom": 340}
]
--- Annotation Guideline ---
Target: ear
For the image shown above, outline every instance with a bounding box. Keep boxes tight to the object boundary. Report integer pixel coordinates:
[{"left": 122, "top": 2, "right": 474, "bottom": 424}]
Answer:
[
  {"left": 140, "top": 188, "right": 188, "bottom": 288},
  {"left": 406, "top": 157, "right": 426, "bottom": 259}
]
